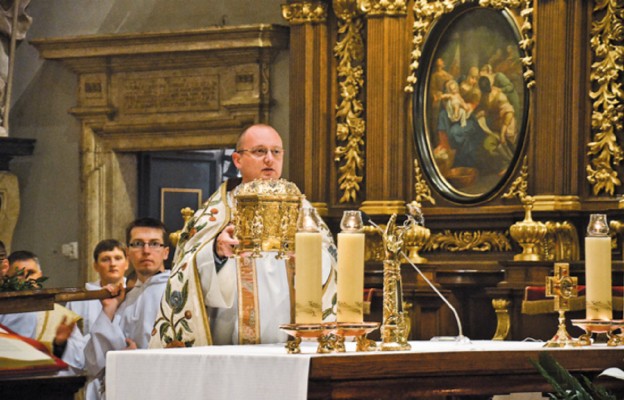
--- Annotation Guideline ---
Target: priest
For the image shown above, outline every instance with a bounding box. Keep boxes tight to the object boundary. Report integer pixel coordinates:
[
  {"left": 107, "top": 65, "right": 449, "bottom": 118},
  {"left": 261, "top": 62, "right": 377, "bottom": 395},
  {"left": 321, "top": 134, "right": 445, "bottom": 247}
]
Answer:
[{"left": 150, "top": 124, "right": 337, "bottom": 347}]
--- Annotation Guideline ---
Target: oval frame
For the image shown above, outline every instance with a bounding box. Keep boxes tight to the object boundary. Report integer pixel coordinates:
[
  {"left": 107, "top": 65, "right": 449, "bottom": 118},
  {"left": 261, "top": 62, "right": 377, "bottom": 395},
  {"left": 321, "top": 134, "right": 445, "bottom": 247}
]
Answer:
[{"left": 413, "top": 4, "right": 530, "bottom": 204}]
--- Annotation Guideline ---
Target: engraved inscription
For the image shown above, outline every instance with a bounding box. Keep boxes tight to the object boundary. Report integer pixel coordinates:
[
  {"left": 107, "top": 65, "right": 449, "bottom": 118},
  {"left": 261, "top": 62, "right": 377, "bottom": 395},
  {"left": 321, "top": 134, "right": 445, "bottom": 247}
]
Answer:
[
  {"left": 120, "top": 74, "right": 219, "bottom": 114},
  {"left": 84, "top": 80, "right": 103, "bottom": 99},
  {"left": 236, "top": 74, "right": 254, "bottom": 91}
]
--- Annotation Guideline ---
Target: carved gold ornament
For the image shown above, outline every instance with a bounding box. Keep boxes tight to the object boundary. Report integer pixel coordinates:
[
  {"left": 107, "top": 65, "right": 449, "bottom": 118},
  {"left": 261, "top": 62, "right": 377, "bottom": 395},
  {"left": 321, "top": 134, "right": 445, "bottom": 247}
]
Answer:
[
  {"left": 540, "top": 221, "right": 580, "bottom": 262},
  {"left": 333, "top": 0, "right": 366, "bottom": 203},
  {"left": 405, "top": 0, "right": 535, "bottom": 92},
  {"left": 424, "top": 229, "right": 511, "bottom": 252},
  {"left": 586, "top": 0, "right": 624, "bottom": 196},
  {"left": 503, "top": 156, "right": 547, "bottom": 261},
  {"left": 281, "top": 1, "right": 328, "bottom": 24},
  {"left": 413, "top": 158, "right": 436, "bottom": 206},
  {"left": 233, "top": 179, "right": 303, "bottom": 259},
  {"left": 359, "top": 0, "right": 407, "bottom": 16}
]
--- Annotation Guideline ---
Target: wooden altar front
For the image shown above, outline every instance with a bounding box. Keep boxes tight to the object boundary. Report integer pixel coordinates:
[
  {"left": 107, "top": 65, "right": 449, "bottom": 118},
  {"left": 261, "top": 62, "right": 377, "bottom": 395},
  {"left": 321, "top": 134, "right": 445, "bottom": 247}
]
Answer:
[{"left": 307, "top": 345, "right": 624, "bottom": 399}]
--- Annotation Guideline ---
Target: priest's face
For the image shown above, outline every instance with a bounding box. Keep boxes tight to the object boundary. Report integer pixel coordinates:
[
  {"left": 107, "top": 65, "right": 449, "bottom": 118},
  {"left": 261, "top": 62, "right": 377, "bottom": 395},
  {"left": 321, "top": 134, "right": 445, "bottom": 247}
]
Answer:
[
  {"left": 232, "top": 125, "right": 284, "bottom": 183},
  {"left": 127, "top": 227, "right": 169, "bottom": 283},
  {"left": 93, "top": 247, "right": 129, "bottom": 286}
]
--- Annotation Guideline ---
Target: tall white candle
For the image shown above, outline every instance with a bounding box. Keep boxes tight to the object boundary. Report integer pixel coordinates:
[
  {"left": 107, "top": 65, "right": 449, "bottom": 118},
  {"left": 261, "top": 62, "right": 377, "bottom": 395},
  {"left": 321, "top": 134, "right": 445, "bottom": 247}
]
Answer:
[
  {"left": 337, "top": 231, "right": 365, "bottom": 323},
  {"left": 295, "top": 231, "right": 322, "bottom": 324},
  {"left": 585, "top": 214, "right": 612, "bottom": 321}
]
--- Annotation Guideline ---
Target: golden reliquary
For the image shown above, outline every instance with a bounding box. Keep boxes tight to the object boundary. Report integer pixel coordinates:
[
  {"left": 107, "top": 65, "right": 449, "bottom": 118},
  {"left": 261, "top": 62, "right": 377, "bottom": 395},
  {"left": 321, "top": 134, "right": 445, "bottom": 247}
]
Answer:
[{"left": 233, "top": 179, "right": 303, "bottom": 259}]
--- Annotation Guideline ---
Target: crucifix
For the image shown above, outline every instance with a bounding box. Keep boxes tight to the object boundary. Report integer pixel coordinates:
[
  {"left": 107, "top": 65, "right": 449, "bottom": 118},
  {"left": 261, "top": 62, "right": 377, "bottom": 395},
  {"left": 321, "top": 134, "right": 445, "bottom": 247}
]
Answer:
[{"left": 544, "top": 262, "right": 578, "bottom": 347}]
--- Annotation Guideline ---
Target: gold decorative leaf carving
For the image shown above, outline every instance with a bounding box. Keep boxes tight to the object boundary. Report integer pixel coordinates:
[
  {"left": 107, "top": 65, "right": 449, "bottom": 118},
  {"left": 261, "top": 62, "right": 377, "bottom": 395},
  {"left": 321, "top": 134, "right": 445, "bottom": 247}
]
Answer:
[
  {"left": 424, "top": 229, "right": 512, "bottom": 252},
  {"left": 405, "top": 0, "right": 535, "bottom": 92},
  {"left": 502, "top": 155, "right": 528, "bottom": 202},
  {"left": 282, "top": 1, "right": 328, "bottom": 24},
  {"left": 586, "top": 0, "right": 624, "bottom": 196},
  {"left": 413, "top": 158, "right": 436, "bottom": 206},
  {"left": 333, "top": 0, "right": 366, "bottom": 203},
  {"left": 540, "top": 221, "right": 580, "bottom": 262},
  {"left": 359, "top": 0, "right": 407, "bottom": 16}
]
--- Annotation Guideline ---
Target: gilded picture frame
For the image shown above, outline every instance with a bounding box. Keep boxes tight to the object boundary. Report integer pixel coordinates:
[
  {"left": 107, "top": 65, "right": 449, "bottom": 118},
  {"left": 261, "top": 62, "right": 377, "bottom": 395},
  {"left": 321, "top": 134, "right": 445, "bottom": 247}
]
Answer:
[{"left": 409, "top": 1, "right": 534, "bottom": 204}]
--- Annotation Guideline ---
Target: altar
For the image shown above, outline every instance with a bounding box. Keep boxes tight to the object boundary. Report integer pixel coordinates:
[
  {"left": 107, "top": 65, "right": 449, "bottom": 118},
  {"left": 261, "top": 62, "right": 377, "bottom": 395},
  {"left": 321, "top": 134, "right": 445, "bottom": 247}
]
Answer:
[{"left": 106, "top": 341, "right": 624, "bottom": 399}]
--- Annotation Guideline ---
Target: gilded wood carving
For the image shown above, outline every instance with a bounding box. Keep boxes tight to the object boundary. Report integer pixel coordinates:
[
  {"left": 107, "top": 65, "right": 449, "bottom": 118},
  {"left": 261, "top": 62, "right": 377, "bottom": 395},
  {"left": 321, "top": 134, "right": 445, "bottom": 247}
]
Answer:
[
  {"left": 333, "top": 0, "right": 366, "bottom": 203},
  {"left": 587, "top": 0, "right": 624, "bottom": 196}
]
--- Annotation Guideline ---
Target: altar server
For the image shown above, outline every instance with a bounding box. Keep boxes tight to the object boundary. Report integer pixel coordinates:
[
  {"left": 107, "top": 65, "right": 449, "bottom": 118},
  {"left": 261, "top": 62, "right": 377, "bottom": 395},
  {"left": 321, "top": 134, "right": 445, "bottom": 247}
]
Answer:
[{"left": 85, "top": 218, "right": 170, "bottom": 400}]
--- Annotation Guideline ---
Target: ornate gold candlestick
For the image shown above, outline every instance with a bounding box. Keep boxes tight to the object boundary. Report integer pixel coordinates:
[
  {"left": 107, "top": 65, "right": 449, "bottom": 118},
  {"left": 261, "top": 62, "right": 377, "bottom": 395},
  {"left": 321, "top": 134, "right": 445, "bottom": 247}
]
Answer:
[
  {"left": 379, "top": 214, "right": 411, "bottom": 351},
  {"left": 334, "top": 322, "right": 379, "bottom": 352},
  {"left": 279, "top": 323, "right": 336, "bottom": 354},
  {"left": 509, "top": 196, "right": 547, "bottom": 261},
  {"left": 503, "top": 158, "right": 547, "bottom": 261},
  {"left": 544, "top": 263, "right": 578, "bottom": 347},
  {"left": 403, "top": 201, "right": 430, "bottom": 263},
  {"left": 571, "top": 320, "right": 624, "bottom": 347}
]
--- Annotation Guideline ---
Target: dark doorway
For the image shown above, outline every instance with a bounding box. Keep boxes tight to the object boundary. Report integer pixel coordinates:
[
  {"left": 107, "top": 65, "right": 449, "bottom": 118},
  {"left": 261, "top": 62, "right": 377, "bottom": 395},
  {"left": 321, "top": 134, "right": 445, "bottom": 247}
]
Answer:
[{"left": 137, "top": 149, "right": 239, "bottom": 268}]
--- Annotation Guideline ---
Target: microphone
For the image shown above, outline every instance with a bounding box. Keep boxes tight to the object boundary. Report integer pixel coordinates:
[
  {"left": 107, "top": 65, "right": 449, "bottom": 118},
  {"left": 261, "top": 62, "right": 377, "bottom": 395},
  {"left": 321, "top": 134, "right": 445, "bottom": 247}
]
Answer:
[{"left": 359, "top": 210, "right": 470, "bottom": 343}]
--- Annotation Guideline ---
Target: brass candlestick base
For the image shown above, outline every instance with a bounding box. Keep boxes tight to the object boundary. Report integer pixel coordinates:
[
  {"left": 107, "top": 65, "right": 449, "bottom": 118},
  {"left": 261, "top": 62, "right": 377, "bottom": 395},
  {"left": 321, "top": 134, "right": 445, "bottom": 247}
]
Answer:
[
  {"left": 544, "top": 310, "right": 578, "bottom": 348},
  {"left": 334, "top": 322, "right": 379, "bottom": 352},
  {"left": 571, "top": 319, "right": 624, "bottom": 347},
  {"left": 280, "top": 323, "right": 336, "bottom": 354}
]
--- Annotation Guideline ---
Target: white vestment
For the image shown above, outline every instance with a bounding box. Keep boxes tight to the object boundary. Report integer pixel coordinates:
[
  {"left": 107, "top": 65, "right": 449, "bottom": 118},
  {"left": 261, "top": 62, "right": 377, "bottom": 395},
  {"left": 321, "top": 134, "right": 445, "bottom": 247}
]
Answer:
[
  {"left": 0, "top": 312, "right": 37, "bottom": 338},
  {"left": 150, "top": 180, "right": 337, "bottom": 348},
  {"left": 61, "top": 281, "right": 104, "bottom": 370},
  {"left": 85, "top": 271, "right": 169, "bottom": 400}
]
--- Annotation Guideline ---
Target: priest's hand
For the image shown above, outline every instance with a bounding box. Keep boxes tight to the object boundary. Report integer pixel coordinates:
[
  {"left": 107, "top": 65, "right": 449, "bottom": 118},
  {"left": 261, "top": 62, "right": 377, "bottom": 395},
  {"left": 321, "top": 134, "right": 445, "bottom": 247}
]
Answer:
[{"left": 215, "top": 224, "right": 238, "bottom": 259}]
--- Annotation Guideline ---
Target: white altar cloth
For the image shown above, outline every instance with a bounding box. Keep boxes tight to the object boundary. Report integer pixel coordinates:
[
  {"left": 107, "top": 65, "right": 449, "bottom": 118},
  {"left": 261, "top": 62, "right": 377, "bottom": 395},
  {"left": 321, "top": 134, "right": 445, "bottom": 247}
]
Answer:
[{"left": 105, "top": 340, "right": 616, "bottom": 400}]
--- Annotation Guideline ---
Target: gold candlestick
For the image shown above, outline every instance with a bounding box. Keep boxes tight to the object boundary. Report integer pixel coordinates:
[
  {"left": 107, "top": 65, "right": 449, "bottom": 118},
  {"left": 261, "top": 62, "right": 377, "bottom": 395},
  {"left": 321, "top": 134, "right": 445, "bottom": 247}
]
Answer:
[{"left": 379, "top": 214, "right": 411, "bottom": 351}]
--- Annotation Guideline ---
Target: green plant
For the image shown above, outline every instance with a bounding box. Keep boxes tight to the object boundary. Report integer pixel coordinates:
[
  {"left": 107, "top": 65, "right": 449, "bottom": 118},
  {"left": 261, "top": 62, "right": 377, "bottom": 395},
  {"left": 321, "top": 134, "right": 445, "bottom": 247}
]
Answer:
[
  {"left": 531, "top": 352, "right": 616, "bottom": 400},
  {"left": 0, "top": 268, "right": 47, "bottom": 292}
]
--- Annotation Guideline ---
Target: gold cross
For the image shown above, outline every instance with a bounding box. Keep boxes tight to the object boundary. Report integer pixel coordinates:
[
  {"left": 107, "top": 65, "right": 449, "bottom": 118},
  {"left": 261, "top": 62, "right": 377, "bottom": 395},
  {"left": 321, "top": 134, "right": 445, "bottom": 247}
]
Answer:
[
  {"left": 543, "top": 262, "right": 580, "bottom": 347},
  {"left": 546, "top": 262, "right": 578, "bottom": 311}
]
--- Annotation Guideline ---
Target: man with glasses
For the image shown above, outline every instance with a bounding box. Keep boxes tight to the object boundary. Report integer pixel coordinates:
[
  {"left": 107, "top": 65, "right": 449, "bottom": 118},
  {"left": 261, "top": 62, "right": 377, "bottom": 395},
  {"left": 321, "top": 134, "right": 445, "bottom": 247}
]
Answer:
[
  {"left": 150, "top": 124, "right": 337, "bottom": 348},
  {"left": 85, "top": 218, "right": 170, "bottom": 400}
]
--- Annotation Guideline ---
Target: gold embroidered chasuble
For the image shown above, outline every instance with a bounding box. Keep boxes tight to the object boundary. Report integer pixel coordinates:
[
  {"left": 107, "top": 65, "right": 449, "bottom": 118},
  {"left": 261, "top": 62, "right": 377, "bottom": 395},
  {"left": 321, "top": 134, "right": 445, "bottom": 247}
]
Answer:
[{"left": 150, "top": 180, "right": 337, "bottom": 348}]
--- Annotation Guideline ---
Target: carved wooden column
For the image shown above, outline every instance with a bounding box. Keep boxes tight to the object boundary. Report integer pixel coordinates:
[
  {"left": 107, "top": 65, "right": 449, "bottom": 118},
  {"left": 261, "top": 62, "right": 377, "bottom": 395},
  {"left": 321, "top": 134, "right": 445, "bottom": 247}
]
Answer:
[
  {"left": 282, "top": 1, "right": 332, "bottom": 215},
  {"left": 359, "top": 0, "right": 410, "bottom": 216},
  {"left": 531, "top": 0, "right": 592, "bottom": 211}
]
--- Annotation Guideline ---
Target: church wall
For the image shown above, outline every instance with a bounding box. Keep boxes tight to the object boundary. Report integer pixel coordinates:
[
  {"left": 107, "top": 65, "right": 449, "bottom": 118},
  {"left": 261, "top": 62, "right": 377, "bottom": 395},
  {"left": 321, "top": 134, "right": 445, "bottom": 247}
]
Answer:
[{"left": 7, "top": 0, "right": 289, "bottom": 287}]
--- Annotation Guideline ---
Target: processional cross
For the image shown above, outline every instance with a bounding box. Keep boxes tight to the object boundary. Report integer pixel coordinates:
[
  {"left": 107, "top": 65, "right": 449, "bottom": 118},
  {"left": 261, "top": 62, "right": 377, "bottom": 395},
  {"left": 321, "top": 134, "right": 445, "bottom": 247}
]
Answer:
[{"left": 544, "top": 262, "right": 578, "bottom": 347}]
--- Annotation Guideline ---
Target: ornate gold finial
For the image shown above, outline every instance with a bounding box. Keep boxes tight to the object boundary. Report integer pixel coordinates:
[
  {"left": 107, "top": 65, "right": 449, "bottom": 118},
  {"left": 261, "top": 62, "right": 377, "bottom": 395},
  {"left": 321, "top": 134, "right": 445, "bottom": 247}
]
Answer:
[
  {"left": 543, "top": 262, "right": 578, "bottom": 348},
  {"left": 281, "top": 1, "right": 328, "bottom": 24},
  {"left": 403, "top": 159, "right": 434, "bottom": 263},
  {"left": 586, "top": 0, "right": 624, "bottom": 196},
  {"left": 359, "top": 0, "right": 407, "bottom": 16},
  {"left": 169, "top": 207, "right": 195, "bottom": 247},
  {"left": 333, "top": 0, "right": 366, "bottom": 203},
  {"left": 379, "top": 214, "right": 412, "bottom": 351},
  {"left": 503, "top": 156, "right": 547, "bottom": 261},
  {"left": 405, "top": 0, "right": 535, "bottom": 92}
]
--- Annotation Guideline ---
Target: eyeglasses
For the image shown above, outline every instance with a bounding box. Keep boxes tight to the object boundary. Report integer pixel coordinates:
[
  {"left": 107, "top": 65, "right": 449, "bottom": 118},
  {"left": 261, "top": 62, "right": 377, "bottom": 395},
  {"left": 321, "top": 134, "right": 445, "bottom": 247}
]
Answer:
[
  {"left": 237, "top": 147, "right": 284, "bottom": 159},
  {"left": 128, "top": 241, "right": 166, "bottom": 250}
]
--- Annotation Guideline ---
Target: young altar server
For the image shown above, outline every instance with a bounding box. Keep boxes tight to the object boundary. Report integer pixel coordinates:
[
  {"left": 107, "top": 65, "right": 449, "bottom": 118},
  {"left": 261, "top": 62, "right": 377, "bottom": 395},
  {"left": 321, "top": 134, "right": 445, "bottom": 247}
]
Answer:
[
  {"left": 53, "top": 239, "right": 129, "bottom": 399},
  {"left": 85, "top": 218, "right": 170, "bottom": 400}
]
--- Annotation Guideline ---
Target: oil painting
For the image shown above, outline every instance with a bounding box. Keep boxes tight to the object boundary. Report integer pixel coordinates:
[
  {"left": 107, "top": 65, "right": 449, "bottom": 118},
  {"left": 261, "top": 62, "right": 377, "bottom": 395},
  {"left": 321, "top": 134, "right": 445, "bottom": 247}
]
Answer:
[{"left": 414, "top": 5, "right": 529, "bottom": 202}]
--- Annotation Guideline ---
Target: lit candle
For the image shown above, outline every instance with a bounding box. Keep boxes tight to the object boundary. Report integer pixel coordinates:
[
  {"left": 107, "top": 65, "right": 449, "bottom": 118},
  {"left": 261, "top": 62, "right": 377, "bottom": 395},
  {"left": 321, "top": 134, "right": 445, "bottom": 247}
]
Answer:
[
  {"left": 337, "top": 211, "right": 365, "bottom": 323},
  {"left": 585, "top": 214, "right": 612, "bottom": 320},
  {"left": 294, "top": 209, "right": 322, "bottom": 324}
]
